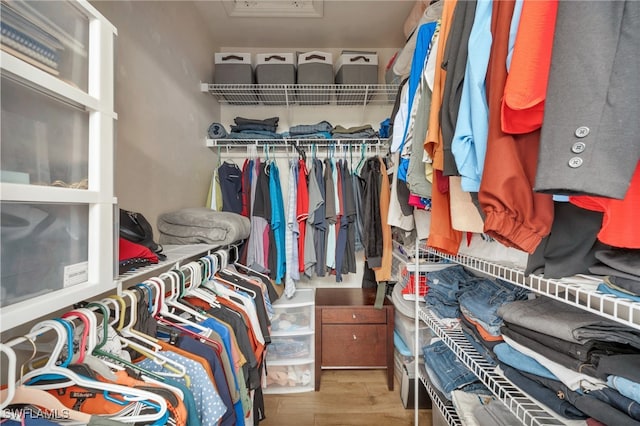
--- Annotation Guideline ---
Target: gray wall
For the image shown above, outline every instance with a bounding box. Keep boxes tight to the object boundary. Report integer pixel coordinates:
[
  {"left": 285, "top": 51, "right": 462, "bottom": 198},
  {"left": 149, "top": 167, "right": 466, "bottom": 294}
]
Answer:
[{"left": 91, "top": 1, "right": 220, "bottom": 234}]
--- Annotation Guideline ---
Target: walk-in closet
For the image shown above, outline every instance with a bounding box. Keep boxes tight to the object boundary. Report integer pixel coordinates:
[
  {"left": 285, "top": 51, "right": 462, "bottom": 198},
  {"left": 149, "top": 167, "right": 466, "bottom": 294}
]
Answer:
[{"left": 1, "top": 1, "right": 639, "bottom": 426}]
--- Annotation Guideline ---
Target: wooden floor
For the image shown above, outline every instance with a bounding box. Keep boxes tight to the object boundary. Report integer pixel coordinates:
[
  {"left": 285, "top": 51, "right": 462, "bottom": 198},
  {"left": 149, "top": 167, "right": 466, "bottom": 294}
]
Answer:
[{"left": 261, "top": 369, "right": 433, "bottom": 426}]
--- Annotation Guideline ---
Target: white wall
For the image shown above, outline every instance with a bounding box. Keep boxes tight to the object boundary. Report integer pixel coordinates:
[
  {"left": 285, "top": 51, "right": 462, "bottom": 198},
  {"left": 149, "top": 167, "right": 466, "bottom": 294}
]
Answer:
[{"left": 91, "top": 1, "right": 220, "bottom": 234}]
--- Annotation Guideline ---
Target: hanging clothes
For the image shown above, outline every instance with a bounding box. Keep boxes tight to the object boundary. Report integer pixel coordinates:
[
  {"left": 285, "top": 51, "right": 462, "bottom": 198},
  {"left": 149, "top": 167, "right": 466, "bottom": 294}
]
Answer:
[
  {"left": 218, "top": 161, "right": 243, "bottom": 214},
  {"left": 324, "top": 157, "right": 337, "bottom": 271},
  {"left": 285, "top": 159, "right": 300, "bottom": 298},
  {"left": 296, "top": 159, "right": 310, "bottom": 274},
  {"left": 268, "top": 161, "right": 286, "bottom": 284}
]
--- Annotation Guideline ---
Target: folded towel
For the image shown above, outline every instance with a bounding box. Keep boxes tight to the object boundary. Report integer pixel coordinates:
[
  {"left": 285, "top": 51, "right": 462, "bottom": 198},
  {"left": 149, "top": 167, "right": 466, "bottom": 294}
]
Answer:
[
  {"left": 207, "top": 122, "right": 228, "bottom": 139},
  {"left": 158, "top": 208, "right": 250, "bottom": 246}
]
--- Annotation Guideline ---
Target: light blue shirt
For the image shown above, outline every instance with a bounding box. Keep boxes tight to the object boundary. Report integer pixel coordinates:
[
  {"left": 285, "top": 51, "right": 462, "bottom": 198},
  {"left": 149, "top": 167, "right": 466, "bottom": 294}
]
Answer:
[{"left": 451, "top": 0, "right": 493, "bottom": 192}]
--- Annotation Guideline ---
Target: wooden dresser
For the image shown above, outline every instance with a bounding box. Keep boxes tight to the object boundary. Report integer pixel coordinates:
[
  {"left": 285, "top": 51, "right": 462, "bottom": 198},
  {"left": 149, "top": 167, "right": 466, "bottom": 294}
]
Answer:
[{"left": 315, "top": 287, "right": 395, "bottom": 391}]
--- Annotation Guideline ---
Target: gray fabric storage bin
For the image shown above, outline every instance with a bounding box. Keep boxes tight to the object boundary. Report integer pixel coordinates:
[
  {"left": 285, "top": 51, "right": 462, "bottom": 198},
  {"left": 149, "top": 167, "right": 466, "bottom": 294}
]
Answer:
[
  {"left": 214, "top": 52, "right": 258, "bottom": 104},
  {"left": 297, "top": 51, "right": 333, "bottom": 105},
  {"left": 255, "top": 53, "right": 296, "bottom": 105},
  {"left": 335, "top": 52, "right": 378, "bottom": 105}
]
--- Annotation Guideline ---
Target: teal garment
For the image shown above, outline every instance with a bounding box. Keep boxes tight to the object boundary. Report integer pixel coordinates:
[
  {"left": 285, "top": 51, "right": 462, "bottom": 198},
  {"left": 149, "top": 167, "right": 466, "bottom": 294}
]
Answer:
[
  {"left": 163, "top": 377, "right": 202, "bottom": 426},
  {"left": 269, "top": 162, "right": 286, "bottom": 283}
]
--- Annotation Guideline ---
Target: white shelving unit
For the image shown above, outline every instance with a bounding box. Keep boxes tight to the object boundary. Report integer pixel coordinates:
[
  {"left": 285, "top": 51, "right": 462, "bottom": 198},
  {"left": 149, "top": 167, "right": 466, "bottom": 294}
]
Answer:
[
  {"left": 418, "top": 364, "right": 462, "bottom": 426},
  {"left": 1, "top": 0, "right": 118, "bottom": 331},
  {"left": 206, "top": 138, "right": 387, "bottom": 148},
  {"left": 200, "top": 83, "right": 399, "bottom": 107},
  {"left": 117, "top": 244, "right": 221, "bottom": 287},
  {"left": 420, "top": 308, "right": 563, "bottom": 426},
  {"left": 424, "top": 247, "right": 640, "bottom": 331},
  {"left": 264, "top": 288, "right": 316, "bottom": 394},
  {"left": 412, "top": 245, "right": 640, "bottom": 426}
]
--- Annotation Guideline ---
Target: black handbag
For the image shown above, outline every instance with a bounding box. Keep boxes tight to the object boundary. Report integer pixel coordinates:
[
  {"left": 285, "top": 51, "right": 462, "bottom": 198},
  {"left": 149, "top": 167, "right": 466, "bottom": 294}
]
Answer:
[{"left": 119, "top": 209, "right": 166, "bottom": 260}]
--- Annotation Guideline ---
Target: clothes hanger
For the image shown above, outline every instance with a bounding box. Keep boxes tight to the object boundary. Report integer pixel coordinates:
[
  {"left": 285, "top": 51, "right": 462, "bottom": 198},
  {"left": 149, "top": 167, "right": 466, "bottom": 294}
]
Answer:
[
  {"left": 214, "top": 250, "right": 258, "bottom": 299},
  {"left": 100, "top": 297, "right": 121, "bottom": 328},
  {"left": 0, "top": 340, "right": 93, "bottom": 423},
  {"left": 85, "top": 301, "right": 165, "bottom": 382},
  {"left": 52, "top": 318, "right": 74, "bottom": 368},
  {"left": 19, "top": 320, "right": 168, "bottom": 424},
  {"left": 147, "top": 275, "right": 212, "bottom": 336},
  {"left": 107, "top": 288, "right": 187, "bottom": 381},
  {"left": 119, "top": 289, "right": 163, "bottom": 351},
  {"left": 148, "top": 271, "right": 223, "bottom": 353},
  {"left": 23, "top": 315, "right": 84, "bottom": 384},
  {"left": 60, "top": 308, "right": 118, "bottom": 381},
  {"left": 185, "top": 260, "right": 222, "bottom": 308},
  {"left": 120, "top": 289, "right": 188, "bottom": 381},
  {"left": 108, "top": 293, "right": 129, "bottom": 331},
  {"left": 203, "top": 257, "right": 257, "bottom": 301},
  {"left": 160, "top": 270, "right": 209, "bottom": 322},
  {"left": 84, "top": 301, "right": 185, "bottom": 401}
]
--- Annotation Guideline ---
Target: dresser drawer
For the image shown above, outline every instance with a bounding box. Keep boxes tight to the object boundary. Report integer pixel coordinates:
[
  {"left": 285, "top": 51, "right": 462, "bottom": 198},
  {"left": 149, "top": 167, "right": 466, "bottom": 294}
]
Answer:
[
  {"left": 321, "top": 324, "right": 387, "bottom": 366},
  {"left": 321, "top": 307, "right": 387, "bottom": 324}
]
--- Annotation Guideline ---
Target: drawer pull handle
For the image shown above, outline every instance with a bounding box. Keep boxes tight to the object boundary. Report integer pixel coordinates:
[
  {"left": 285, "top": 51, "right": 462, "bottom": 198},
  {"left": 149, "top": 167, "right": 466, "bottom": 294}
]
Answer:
[
  {"left": 353, "top": 335, "right": 357, "bottom": 340},
  {"left": 352, "top": 314, "right": 356, "bottom": 319}
]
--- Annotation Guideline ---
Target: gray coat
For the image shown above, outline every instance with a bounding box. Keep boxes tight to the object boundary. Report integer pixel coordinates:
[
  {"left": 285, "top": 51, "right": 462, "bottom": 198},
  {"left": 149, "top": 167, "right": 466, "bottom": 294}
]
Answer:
[{"left": 535, "top": 0, "right": 640, "bottom": 199}]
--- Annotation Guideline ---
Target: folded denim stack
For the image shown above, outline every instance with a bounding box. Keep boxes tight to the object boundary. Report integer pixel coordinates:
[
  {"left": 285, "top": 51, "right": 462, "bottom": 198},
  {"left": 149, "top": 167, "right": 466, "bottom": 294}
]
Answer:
[
  {"left": 424, "top": 265, "right": 476, "bottom": 319},
  {"left": 458, "top": 278, "right": 529, "bottom": 337},
  {"left": 495, "top": 297, "right": 640, "bottom": 424},
  {"left": 422, "top": 339, "right": 488, "bottom": 401}
]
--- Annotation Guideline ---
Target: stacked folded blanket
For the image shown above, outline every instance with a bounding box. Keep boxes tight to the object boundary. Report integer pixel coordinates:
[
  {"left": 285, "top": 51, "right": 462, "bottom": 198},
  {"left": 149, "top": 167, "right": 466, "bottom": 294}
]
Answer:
[{"left": 158, "top": 207, "right": 250, "bottom": 246}]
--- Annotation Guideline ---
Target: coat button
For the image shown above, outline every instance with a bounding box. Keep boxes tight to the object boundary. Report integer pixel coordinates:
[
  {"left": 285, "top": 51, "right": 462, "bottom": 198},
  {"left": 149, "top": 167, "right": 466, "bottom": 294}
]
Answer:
[
  {"left": 571, "top": 142, "right": 586, "bottom": 153},
  {"left": 575, "top": 126, "right": 590, "bottom": 138},
  {"left": 568, "top": 157, "right": 583, "bottom": 168}
]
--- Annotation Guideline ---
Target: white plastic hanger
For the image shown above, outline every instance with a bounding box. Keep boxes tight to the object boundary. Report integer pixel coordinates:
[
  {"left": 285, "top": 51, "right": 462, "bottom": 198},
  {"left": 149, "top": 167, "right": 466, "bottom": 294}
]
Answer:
[
  {"left": 0, "top": 341, "right": 93, "bottom": 423},
  {"left": 184, "top": 260, "right": 221, "bottom": 308},
  {"left": 119, "top": 290, "right": 163, "bottom": 351},
  {"left": 19, "top": 320, "right": 168, "bottom": 424},
  {"left": 146, "top": 276, "right": 212, "bottom": 336},
  {"left": 160, "top": 270, "right": 209, "bottom": 322},
  {"left": 61, "top": 308, "right": 118, "bottom": 381}
]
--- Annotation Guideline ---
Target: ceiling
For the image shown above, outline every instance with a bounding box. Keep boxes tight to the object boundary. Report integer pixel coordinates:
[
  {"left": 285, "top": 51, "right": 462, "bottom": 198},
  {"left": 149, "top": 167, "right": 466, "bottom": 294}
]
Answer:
[{"left": 192, "top": 1, "right": 416, "bottom": 48}]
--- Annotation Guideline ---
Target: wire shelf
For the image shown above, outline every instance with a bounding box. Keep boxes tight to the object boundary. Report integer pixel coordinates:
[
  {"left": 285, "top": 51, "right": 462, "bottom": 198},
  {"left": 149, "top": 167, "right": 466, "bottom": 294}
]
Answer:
[
  {"left": 418, "top": 364, "right": 462, "bottom": 426},
  {"left": 117, "top": 244, "right": 220, "bottom": 286},
  {"left": 423, "top": 246, "right": 640, "bottom": 331},
  {"left": 201, "top": 83, "right": 399, "bottom": 106},
  {"left": 206, "top": 138, "right": 387, "bottom": 147},
  {"left": 420, "top": 308, "right": 565, "bottom": 426}
]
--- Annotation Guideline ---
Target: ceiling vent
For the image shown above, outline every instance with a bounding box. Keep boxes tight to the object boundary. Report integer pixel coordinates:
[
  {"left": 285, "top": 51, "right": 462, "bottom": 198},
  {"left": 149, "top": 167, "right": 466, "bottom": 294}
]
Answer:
[{"left": 222, "top": 0, "right": 324, "bottom": 18}]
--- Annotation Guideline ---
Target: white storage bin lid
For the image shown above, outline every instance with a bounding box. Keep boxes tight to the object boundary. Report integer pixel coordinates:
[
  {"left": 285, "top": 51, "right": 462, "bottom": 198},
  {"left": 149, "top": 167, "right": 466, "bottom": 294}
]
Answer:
[
  {"left": 335, "top": 52, "right": 378, "bottom": 72},
  {"left": 256, "top": 52, "right": 297, "bottom": 66},
  {"left": 297, "top": 50, "right": 333, "bottom": 65},
  {"left": 215, "top": 52, "right": 252, "bottom": 65}
]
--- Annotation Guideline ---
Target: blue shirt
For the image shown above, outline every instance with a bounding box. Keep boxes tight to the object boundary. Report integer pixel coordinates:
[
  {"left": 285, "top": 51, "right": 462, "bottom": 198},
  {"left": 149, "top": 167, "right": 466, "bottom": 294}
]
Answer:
[{"left": 451, "top": 0, "right": 493, "bottom": 192}]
